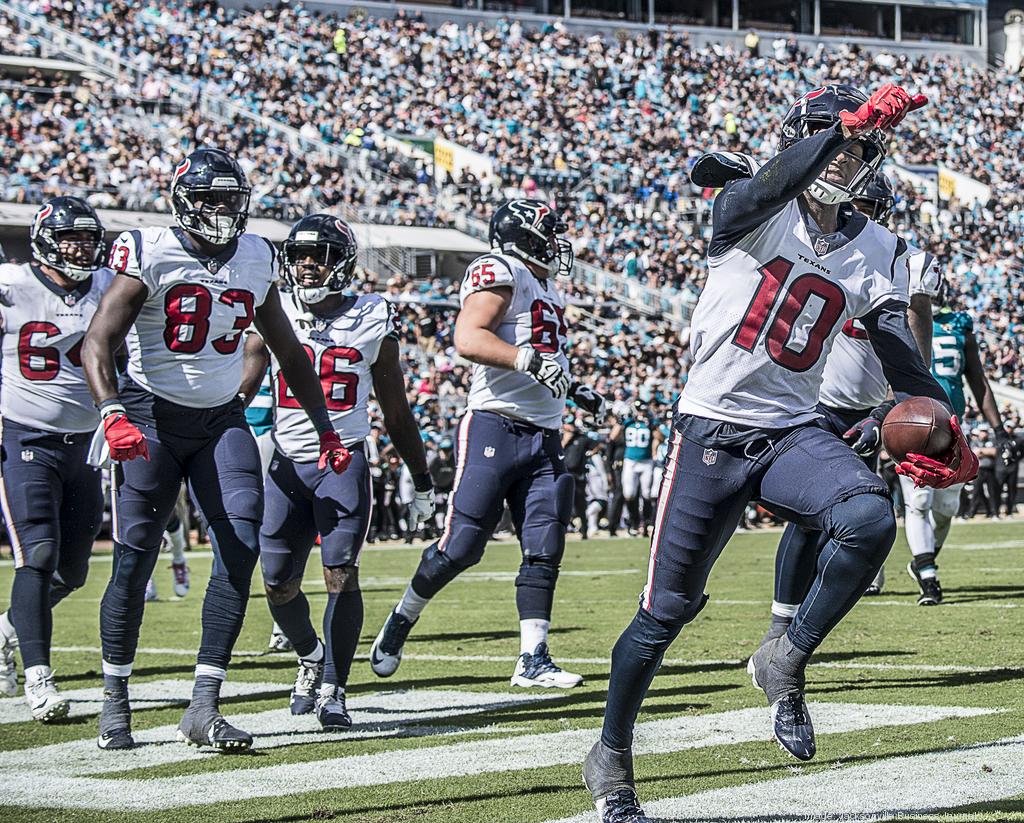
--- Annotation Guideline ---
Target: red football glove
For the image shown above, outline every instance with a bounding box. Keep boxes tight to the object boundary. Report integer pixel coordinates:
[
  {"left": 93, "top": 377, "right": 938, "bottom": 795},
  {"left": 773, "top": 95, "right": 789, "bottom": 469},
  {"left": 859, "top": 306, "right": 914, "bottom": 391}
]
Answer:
[
  {"left": 838, "top": 83, "right": 927, "bottom": 136},
  {"left": 894, "top": 415, "right": 979, "bottom": 489},
  {"left": 318, "top": 431, "right": 352, "bottom": 474},
  {"left": 103, "top": 410, "right": 149, "bottom": 462}
]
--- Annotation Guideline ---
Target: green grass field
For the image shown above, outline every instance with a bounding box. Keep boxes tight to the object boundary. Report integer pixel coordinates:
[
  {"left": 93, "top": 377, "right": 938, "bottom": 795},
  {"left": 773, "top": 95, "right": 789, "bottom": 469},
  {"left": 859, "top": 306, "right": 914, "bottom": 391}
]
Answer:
[{"left": 1, "top": 521, "right": 1023, "bottom": 823}]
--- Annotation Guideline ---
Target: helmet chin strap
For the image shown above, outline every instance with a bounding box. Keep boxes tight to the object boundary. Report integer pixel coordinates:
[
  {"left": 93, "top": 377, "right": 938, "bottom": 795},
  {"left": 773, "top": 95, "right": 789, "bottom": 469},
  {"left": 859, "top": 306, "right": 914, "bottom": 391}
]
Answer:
[
  {"left": 295, "top": 285, "right": 338, "bottom": 304},
  {"left": 807, "top": 178, "right": 854, "bottom": 205}
]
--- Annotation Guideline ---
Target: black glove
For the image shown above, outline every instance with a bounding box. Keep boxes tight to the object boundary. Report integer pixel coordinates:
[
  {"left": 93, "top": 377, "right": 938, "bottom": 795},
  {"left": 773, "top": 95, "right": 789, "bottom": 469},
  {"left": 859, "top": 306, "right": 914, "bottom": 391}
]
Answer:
[
  {"left": 843, "top": 417, "right": 882, "bottom": 457},
  {"left": 996, "top": 428, "right": 1020, "bottom": 468},
  {"left": 569, "top": 382, "right": 606, "bottom": 418}
]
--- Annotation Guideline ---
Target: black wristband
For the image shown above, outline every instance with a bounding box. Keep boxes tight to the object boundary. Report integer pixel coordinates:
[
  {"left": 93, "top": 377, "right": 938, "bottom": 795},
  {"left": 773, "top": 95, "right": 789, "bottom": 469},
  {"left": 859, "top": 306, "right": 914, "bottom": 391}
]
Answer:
[
  {"left": 309, "top": 405, "right": 333, "bottom": 436},
  {"left": 869, "top": 399, "right": 897, "bottom": 425},
  {"left": 412, "top": 472, "right": 433, "bottom": 492}
]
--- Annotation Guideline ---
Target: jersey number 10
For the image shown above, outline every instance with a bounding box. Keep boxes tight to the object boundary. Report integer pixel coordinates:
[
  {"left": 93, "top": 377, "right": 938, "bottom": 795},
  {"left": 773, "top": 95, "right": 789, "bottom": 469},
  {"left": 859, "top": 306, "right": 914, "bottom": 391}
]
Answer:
[{"left": 731, "top": 256, "right": 846, "bottom": 372}]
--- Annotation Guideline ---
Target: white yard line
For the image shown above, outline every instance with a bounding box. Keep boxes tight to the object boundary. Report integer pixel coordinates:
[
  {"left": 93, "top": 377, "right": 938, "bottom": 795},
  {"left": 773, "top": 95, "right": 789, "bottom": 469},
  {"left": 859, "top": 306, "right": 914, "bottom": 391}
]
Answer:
[
  {"left": 0, "top": 702, "right": 995, "bottom": 810},
  {"left": 547, "top": 734, "right": 1024, "bottom": 823}
]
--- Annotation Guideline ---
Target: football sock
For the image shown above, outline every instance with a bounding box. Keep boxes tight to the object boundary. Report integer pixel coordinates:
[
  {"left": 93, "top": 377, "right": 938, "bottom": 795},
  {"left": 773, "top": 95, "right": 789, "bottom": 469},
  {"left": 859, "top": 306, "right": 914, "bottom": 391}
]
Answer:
[
  {"left": 302, "top": 640, "right": 324, "bottom": 664},
  {"left": 197, "top": 573, "right": 251, "bottom": 670},
  {"left": 903, "top": 504, "right": 934, "bottom": 559},
  {"left": 323, "top": 590, "right": 362, "bottom": 688},
  {"left": 912, "top": 552, "right": 938, "bottom": 580},
  {"left": 764, "top": 633, "right": 811, "bottom": 703},
  {"left": 773, "top": 523, "right": 822, "bottom": 606},
  {"left": 396, "top": 583, "right": 430, "bottom": 621},
  {"left": 99, "top": 673, "right": 132, "bottom": 736},
  {"left": 586, "top": 501, "right": 602, "bottom": 535},
  {"left": 100, "top": 542, "right": 160, "bottom": 666},
  {"left": 166, "top": 519, "right": 188, "bottom": 566},
  {"left": 0, "top": 610, "right": 15, "bottom": 642},
  {"left": 267, "top": 591, "right": 319, "bottom": 659},
  {"left": 190, "top": 671, "right": 224, "bottom": 711},
  {"left": 10, "top": 566, "right": 51, "bottom": 669},
  {"left": 601, "top": 608, "right": 682, "bottom": 751},
  {"left": 519, "top": 618, "right": 550, "bottom": 655}
]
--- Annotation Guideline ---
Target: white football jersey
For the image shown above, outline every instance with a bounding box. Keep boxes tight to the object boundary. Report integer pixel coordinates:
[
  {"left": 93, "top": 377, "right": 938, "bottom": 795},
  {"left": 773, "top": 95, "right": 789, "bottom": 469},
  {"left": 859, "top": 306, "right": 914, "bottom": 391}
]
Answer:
[
  {"left": 109, "top": 227, "right": 276, "bottom": 408},
  {"left": 818, "top": 242, "right": 938, "bottom": 411},
  {"left": 678, "top": 199, "right": 908, "bottom": 427},
  {"left": 0, "top": 263, "right": 114, "bottom": 433},
  {"left": 460, "top": 253, "right": 569, "bottom": 429},
  {"left": 272, "top": 291, "right": 397, "bottom": 462}
]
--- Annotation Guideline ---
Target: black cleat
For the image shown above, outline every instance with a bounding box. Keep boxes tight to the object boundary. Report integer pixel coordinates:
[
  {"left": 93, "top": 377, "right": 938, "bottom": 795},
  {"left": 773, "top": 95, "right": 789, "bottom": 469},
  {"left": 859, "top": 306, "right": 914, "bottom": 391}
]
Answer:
[
  {"left": 583, "top": 740, "right": 649, "bottom": 822},
  {"left": 907, "top": 562, "right": 943, "bottom": 605},
  {"left": 747, "top": 636, "right": 815, "bottom": 761},
  {"left": 369, "top": 608, "right": 416, "bottom": 678},
  {"left": 315, "top": 685, "right": 352, "bottom": 731},
  {"left": 864, "top": 566, "right": 885, "bottom": 596},
  {"left": 97, "top": 687, "right": 134, "bottom": 750},
  {"left": 177, "top": 705, "right": 253, "bottom": 752}
]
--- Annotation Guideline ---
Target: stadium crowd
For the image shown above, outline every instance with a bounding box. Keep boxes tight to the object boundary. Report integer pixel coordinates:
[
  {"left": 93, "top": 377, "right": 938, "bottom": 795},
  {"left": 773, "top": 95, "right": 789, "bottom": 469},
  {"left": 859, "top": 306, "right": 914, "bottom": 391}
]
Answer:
[{"left": 0, "top": 2, "right": 1022, "bottom": 536}]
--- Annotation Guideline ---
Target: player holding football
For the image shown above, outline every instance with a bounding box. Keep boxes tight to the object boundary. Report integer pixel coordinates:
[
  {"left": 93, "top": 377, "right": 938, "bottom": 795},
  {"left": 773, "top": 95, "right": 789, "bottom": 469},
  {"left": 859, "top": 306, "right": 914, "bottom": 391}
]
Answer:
[
  {"left": 583, "top": 85, "right": 978, "bottom": 823},
  {"left": 0, "top": 197, "right": 111, "bottom": 720},
  {"left": 368, "top": 200, "right": 604, "bottom": 688},
  {"left": 82, "top": 148, "right": 351, "bottom": 752},
  {"left": 900, "top": 287, "right": 1017, "bottom": 604},
  {"left": 253, "top": 214, "right": 433, "bottom": 730}
]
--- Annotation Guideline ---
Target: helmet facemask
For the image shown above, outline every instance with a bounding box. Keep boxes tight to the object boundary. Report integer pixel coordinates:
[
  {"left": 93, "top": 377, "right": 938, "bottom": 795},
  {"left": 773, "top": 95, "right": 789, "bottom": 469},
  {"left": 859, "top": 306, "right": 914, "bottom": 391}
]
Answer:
[
  {"left": 32, "top": 226, "right": 105, "bottom": 283},
  {"left": 500, "top": 215, "right": 574, "bottom": 278},
  {"left": 781, "top": 113, "right": 885, "bottom": 205},
  {"left": 172, "top": 184, "right": 251, "bottom": 246},
  {"left": 283, "top": 234, "right": 357, "bottom": 305}
]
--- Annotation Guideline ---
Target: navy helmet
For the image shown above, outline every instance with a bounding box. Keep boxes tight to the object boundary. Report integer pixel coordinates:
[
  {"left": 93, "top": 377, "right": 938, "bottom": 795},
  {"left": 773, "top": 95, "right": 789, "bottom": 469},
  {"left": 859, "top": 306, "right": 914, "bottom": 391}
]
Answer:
[
  {"left": 852, "top": 172, "right": 896, "bottom": 223},
  {"left": 30, "top": 196, "right": 105, "bottom": 282},
  {"left": 170, "top": 147, "right": 251, "bottom": 245},
  {"left": 489, "top": 199, "right": 573, "bottom": 278},
  {"left": 282, "top": 213, "right": 359, "bottom": 304},
  {"left": 780, "top": 85, "right": 886, "bottom": 204}
]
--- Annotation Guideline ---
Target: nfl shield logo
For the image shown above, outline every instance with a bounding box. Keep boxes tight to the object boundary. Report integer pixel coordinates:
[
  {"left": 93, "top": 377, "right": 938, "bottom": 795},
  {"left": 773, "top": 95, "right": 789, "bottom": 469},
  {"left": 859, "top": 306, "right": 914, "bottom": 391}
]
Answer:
[
  {"left": 483, "top": 446, "right": 495, "bottom": 458},
  {"left": 205, "top": 259, "right": 222, "bottom": 275},
  {"left": 702, "top": 448, "right": 718, "bottom": 466},
  {"left": 21, "top": 449, "right": 34, "bottom": 462},
  {"left": 814, "top": 236, "right": 830, "bottom": 256}
]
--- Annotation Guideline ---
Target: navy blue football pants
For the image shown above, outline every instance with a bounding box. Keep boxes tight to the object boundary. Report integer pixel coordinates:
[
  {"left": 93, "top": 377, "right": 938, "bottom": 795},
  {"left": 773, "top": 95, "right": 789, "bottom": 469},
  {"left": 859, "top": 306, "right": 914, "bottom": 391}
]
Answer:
[
  {"left": 101, "top": 384, "right": 263, "bottom": 674},
  {"left": 602, "top": 413, "right": 895, "bottom": 749},
  {"left": 1, "top": 421, "right": 102, "bottom": 668}
]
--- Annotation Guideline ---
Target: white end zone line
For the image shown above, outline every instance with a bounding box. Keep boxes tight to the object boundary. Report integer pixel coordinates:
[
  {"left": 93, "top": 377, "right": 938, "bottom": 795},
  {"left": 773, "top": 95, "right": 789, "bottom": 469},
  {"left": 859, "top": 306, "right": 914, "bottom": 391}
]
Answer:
[
  {"left": 548, "top": 734, "right": 1024, "bottom": 823},
  {"left": 0, "top": 702, "right": 996, "bottom": 810}
]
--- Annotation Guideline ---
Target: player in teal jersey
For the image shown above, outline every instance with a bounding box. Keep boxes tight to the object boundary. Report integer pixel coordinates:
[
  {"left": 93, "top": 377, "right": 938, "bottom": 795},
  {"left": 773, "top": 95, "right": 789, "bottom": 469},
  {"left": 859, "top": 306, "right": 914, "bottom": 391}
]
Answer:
[
  {"left": 610, "top": 401, "right": 662, "bottom": 537},
  {"left": 900, "top": 290, "right": 1017, "bottom": 604}
]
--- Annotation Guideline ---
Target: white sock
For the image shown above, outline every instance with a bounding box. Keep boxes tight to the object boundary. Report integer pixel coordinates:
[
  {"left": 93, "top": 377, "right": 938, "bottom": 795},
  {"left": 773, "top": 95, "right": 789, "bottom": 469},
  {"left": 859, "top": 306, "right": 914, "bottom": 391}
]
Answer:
[
  {"left": 519, "top": 618, "right": 550, "bottom": 655},
  {"left": 904, "top": 505, "right": 935, "bottom": 559},
  {"left": 301, "top": 640, "right": 324, "bottom": 664},
  {"left": 396, "top": 584, "right": 429, "bottom": 621},
  {"left": 167, "top": 522, "right": 187, "bottom": 565},
  {"left": 25, "top": 664, "right": 51, "bottom": 684},
  {"left": 0, "top": 611, "right": 16, "bottom": 642},
  {"left": 770, "top": 601, "right": 800, "bottom": 619}
]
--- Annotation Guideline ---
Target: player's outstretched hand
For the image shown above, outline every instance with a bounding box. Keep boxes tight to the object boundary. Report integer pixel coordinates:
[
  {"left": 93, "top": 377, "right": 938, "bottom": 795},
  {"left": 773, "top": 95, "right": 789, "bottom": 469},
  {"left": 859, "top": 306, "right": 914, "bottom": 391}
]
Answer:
[
  {"left": 839, "top": 83, "right": 927, "bottom": 137},
  {"left": 842, "top": 417, "right": 881, "bottom": 457},
  {"left": 102, "top": 406, "right": 149, "bottom": 462},
  {"left": 895, "top": 415, "right": 979, "bottom": 489},
  {"left": 515, "top": 345, "right": 569, "bottom": 399},
  {"left": 318, "top": 431, "right": 352, "bottom": 474},
  {"left": 569, "top": 381, "right": 606, "bottom": 419}
]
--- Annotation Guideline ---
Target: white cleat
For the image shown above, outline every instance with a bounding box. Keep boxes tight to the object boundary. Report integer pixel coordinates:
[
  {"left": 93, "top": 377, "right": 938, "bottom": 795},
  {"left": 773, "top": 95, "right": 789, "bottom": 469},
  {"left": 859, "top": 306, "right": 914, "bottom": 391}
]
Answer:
[
  {"left": 0, "top": 620, "right": 18, "bottom": 697},
  {"left": 267, "top": 627, "right": 294, "bottom": 653},
  {"left": 511, "top": 642, "right": 583, "bottom": 688},
  {"left": 144, "top": 577, "right": 158, "bottom": 602},
  {"left": 25, "top": 670, "right": 70, "bottom": 723}
]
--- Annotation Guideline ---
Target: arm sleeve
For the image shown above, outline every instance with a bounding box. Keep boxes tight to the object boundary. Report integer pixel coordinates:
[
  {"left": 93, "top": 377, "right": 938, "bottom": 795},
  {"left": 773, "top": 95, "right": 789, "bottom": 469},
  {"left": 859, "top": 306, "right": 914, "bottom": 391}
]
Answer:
[
  {"left": 108, "top": 230, "right": 146, "bottom": 284},
  {"left": 862, "top": 302, "right": 951, "bottom": 412},
  {"left": 710, "top": 124, "right": 852, "bottom": 255}
]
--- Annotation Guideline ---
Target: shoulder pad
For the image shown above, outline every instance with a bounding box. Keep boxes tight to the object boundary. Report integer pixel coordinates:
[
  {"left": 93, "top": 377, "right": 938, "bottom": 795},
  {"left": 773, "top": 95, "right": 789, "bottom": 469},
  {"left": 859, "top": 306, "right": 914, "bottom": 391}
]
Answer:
[{"left": 463, "top": 254, "right": 516, "bottom": 292}]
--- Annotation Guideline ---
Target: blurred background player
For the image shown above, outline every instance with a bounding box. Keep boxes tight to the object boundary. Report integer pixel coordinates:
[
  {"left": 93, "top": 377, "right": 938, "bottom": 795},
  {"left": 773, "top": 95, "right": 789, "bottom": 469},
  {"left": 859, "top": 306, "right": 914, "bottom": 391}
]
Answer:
[
  {"left": 255, "top": 214, "right": 433, "bottom": 731},
  {"left": 900, "top": 287, "right": 1018, "bottom": 605},
  {"left": 369, "top": 199, "right": 604, "bottom": 689},
  {"left": 610, "top": 400, "right": 661, "bottom": 537},
  {"left": 0, "top": 197, "right": 111, "bottom": 721},
  {"left": 81, "top": 147, "right": 351, "bottom": 752}
]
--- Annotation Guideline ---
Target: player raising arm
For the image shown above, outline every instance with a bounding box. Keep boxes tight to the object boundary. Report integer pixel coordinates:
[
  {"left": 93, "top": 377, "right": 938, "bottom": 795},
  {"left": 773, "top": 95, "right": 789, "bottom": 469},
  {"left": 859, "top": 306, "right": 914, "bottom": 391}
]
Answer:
[
  {"left": 82, "top": 148, "right": 349, "bottom": 753},
  {"left": 584, "top": 85, "right": 977, "bottom": 823},
  {"left": 253, "top": 215, "right": 433, "bottom": 731}
]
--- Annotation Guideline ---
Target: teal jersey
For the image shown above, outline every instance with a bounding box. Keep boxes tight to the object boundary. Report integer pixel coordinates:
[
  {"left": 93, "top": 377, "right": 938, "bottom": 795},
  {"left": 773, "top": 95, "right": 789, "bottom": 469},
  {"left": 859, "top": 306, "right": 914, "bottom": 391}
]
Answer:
[
  {"left": 931, "top": 309, "right": 972, "bottom": 418},
  {"left": 623, "top": 417, "right": 654, "bottom": 461},
  {"left": 244, "top": 368, "right": 274, "bottom": 436}
]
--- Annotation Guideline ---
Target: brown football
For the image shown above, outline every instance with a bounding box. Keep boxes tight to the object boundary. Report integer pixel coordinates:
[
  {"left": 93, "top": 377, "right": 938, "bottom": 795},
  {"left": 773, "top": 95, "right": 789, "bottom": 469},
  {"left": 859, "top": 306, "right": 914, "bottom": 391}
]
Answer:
[{"left": 882, "top": 397, "right": 954, "bottom": 462}]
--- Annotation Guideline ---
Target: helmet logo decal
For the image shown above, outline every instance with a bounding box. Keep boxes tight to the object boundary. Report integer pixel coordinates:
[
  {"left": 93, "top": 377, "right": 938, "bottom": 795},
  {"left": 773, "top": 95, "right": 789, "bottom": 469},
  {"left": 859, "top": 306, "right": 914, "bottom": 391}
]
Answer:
[
  {"left": 334, "top": 219, "right": 354, "bottom": 242},
  {"left": 172, "top": 158, "right": 192, "bottom": 186},
  {"left": 509, "top": 200, "right": 550, "bottom": 229},
  {"left": 33, "top": 203, "right": 53, "bottom": 232}
]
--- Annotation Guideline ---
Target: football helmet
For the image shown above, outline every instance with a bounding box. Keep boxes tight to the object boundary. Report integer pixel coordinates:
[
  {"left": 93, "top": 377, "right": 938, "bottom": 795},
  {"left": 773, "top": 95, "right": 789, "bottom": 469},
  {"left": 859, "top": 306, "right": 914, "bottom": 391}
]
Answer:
[
  {"left": 30, "top": 196, "right": 106, "bottom": 282},
  {"left": 170, "top": 147, "right": 251, "bottom": 246},
  {"left": 282, "top": 214, "right": 359, "bottom": 305},
  {"left": 852, "top": 172, "right": 896, "bottom": 223},
  {"left": 780, "top": 85, "right": 886, "bottom": 205},
  {"left": 489, "top": 199, "right": 573, "bottom": 277}
]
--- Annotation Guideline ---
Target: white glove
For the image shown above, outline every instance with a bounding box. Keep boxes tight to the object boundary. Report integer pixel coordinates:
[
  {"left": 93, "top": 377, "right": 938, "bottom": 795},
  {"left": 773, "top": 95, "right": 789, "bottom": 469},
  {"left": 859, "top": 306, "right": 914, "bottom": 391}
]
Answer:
[
  {"left": 569, "top": 382, "right": 606, "bottom": 418},
  {"left": 408, "top": 488, "right": 435, "bottom": 527},
  {"left": 515, "top": 345, "right": 569, "bottom": 400}
]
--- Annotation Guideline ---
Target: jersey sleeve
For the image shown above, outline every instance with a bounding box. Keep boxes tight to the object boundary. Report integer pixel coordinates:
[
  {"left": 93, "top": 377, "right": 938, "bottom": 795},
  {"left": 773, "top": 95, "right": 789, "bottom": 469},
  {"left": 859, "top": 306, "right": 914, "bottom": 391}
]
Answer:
[
  {"left": 459, "top": 255, "right": 516, "bottom": 302},
  {"left": 907, "top": 248, "right": 942, "bottom": 298},
  {"left": 107, "top": 230, "right": 152, "bottom": 291},
  {"left": 366, "top": 296, "right": 400, "bottom": 365},
  {"left": 852, "top": 234, "right": 910, "bottom": 317},
  {"left": 254, "top": 236, "right": 280, "bottom": 307},
  {"left": 0, "top": 264, "right": 19, "bottom": 331}
]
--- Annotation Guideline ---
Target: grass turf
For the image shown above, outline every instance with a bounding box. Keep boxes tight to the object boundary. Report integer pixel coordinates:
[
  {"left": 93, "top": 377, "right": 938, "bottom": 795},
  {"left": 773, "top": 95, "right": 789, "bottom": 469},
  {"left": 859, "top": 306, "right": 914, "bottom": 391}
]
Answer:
[{"left": 0, "top": 521, "right": 1022, "bottom": 822}]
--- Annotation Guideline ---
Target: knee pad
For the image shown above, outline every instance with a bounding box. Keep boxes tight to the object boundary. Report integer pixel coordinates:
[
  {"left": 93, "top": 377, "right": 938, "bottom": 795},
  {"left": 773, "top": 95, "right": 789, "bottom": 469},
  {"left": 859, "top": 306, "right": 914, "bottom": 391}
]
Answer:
[
  {"left": 323, "top": 564, "right": 359, "bottom": 593},
  {"left": 54, "top": 561, "right": 89, "bottom": 592},
  {"left": 828, "top": 491, "right": 896, "bottom": 562},
  {"left": 20, "top": 540, "right": 58, "bottom": 574},
  {"left": 264, "top": 577, "right": 303, "bottom": 606},
  {"left": 630, "top": 604, "right": 692, "bottom": 651},
  {"left": 260, "top": 549, "right": 301, "bottom": 590},
  {"left": 209, "top": 516, "right": 261, "bottom": 583},
  {"left": 111, "top": 543, "right": 160, "bottom": 592},
  {"left": 515, "top": 555, "right": 560, "bottom": 592},
  {"left": 412, "top": 542, "right": 477, "bottom": 597}
]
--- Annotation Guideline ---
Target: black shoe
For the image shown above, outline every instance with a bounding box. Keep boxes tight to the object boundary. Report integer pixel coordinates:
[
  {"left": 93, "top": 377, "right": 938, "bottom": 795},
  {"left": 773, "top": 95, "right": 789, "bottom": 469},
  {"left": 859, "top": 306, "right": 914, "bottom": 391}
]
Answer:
[
  {"left": 315, "top": 685, "right": 352, "bottom": 731},
  {"left": 595, "top": 788, "right": 651, "bottom": 823},
  {"left": 747, "top": 636, "right": 815, "bottom": 761},
  {"left": 97, "top": 687, "right": 134, "bottom": 750},
  {"left": 583, "top": 741, "right": 649, "bottom": 823},
  {"left": 177, "top": 705, "right": 253, "bottom": 752},
  {"left": 907, "top": 562, "right": 943, "bottom": 605},
  {"left": 369, "top": 608, "right": 417, "bottom": 677}
]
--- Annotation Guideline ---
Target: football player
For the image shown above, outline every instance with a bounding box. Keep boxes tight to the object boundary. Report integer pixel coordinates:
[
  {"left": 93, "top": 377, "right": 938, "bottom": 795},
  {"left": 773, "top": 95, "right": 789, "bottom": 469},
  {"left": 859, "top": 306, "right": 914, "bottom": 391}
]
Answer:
[
  {"left": 254, "top": 214, "right": 433, "bottom": 730},
  {"left": 610, "top": 400, "right": 661, "bottom": 537},
  {"left": 368, "top": 199, "right": 604, "bottom": 688},
  {"left": 899, "top": 286, "right": 1017, "bottom": 604},
  {"left": 583, "top": 85, "right": 978, "bottom": 823},
  {"left": 0, "top": 197, "right": 111, "bottom": 720},
  {"left": 81, "top": 147, "right": 351, "bottom": 752}
]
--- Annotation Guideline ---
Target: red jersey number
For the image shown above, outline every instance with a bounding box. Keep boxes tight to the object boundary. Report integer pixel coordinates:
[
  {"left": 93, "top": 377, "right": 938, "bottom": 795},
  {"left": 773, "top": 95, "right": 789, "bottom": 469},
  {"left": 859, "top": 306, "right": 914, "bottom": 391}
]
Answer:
[
  {"left": 468, "top": 261, "right": 497, "bottom": 289},
  {"left": 163, "top": 284, "right": 255, "bottom": 354},
  {"left": 277, "top": 345, "right": 362, "bottom": 412},
  {"left": 529, "top": 300, "right": 567, "bottom": 354}
]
